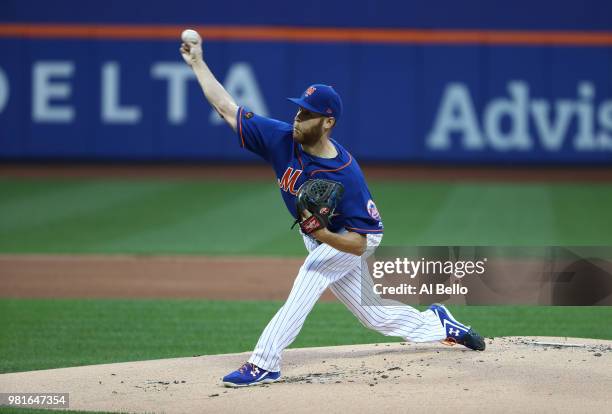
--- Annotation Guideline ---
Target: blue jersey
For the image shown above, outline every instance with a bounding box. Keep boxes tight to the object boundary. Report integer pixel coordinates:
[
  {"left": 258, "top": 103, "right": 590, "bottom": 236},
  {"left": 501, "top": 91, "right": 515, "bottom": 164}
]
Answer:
[{"left": 236, "top": 107, "right": 383, "bottom": 235}]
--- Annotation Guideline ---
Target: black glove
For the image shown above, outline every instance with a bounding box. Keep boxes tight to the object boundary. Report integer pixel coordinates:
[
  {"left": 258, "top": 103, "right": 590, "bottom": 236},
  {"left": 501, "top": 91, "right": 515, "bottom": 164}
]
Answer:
[{"left": 292, "top": 179, "right": 345, "bottom": 234}]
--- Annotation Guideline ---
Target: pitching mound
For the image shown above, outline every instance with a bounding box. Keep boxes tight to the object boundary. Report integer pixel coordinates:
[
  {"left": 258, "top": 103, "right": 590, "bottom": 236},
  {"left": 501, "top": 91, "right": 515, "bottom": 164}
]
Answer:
[{"left": 1, "top": 337, "right": 610, "bottom": 413}]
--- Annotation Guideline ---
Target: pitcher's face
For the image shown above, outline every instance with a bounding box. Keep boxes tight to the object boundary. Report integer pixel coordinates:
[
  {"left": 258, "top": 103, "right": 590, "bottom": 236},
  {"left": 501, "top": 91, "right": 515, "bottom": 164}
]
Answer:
[{"left": 292, "top": 107, "right": 326, "bottom": 145}]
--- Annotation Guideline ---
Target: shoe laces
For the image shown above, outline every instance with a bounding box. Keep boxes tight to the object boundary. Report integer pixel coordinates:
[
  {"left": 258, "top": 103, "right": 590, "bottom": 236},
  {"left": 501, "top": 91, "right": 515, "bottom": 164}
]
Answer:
[{"left": 238, "top": 362, "right": 254, "bottom": 374}]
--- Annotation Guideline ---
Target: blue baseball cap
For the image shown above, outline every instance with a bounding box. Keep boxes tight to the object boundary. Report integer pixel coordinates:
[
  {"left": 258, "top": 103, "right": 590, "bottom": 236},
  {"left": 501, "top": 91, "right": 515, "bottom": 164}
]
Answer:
[{"left": 288, "top": 84, "right": 343, "bottom": 120}]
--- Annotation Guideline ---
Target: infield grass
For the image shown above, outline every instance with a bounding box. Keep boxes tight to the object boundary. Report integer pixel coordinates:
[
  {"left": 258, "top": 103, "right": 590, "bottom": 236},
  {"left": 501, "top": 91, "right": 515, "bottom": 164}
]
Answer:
[
  {"left": 0, "top": 179, "right": 611, "bottom": 254},
  {"left": 1, "top": 299, "right": 611, "bottom": 374}
]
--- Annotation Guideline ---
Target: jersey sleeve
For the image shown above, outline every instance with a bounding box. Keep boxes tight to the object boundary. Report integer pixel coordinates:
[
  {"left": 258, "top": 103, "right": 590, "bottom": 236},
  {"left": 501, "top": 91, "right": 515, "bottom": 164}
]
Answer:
[
  {"left": 341, "top": 187, "right": 384, "bottom": 235},
  {"left": 236, "top": 106, "right": 292, "bottom": 162}
]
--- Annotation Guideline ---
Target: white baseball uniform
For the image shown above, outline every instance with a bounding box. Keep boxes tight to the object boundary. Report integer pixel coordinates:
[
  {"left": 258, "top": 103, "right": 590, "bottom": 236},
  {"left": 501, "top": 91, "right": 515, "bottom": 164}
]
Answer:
[{"left": 248, "top": 232, "right": 446, "bottom": 372}]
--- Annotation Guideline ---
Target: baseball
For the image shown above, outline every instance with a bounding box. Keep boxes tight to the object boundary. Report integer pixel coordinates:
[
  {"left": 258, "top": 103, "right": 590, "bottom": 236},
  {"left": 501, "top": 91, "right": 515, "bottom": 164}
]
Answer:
[{"left": 181, "top": 29, "right": 201, "bottom": 44}]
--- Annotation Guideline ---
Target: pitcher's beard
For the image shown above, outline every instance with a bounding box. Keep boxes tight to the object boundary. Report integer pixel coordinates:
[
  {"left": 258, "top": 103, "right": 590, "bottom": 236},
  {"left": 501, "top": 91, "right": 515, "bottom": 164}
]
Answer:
[{"left": 293, "top": 122, "right": 325, "bottom": 145}]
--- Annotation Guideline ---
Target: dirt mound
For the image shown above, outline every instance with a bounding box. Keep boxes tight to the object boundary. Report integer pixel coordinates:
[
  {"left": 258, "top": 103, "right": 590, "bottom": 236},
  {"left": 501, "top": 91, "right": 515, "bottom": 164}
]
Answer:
[{"left": 0, "top": 337, "right": 610, "bottom": 413}]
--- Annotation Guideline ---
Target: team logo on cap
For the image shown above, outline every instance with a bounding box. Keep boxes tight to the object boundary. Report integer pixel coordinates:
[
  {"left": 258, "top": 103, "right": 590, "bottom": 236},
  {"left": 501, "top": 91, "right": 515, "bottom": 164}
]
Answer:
[
  {"left": 305, "top": 87, "right": 317, "bottom": 97},
  {"left": 245, "top": 111, "right": 254, "bottom": 119},
  {"left": 326, "top": 108, "right": 333, "bottom": 114},
  {"left": 366, "top": 199, "right": 381, "bottom": 220}
]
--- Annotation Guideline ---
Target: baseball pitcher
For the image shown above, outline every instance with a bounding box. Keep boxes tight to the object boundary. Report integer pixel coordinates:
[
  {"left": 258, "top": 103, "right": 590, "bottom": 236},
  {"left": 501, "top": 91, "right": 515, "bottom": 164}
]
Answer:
[{"left": 180, "top": 29, "right": 485, "bottom": 388}]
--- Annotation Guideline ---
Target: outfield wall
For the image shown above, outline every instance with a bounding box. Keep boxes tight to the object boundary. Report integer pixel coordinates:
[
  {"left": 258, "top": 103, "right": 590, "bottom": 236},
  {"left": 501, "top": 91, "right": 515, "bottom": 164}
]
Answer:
[{"left": 1, "top": 0, "right": 611, "bottom": 164}]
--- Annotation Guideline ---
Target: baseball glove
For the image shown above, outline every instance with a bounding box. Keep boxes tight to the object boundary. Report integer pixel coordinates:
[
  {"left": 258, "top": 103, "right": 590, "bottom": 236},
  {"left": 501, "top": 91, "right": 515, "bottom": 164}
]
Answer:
[{"left": 292, "top": 179, "right": 345, "bottom": 234}]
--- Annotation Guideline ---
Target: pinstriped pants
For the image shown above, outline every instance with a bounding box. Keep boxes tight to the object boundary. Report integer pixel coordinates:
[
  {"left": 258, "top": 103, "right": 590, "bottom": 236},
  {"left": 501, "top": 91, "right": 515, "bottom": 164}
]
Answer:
[{"left": 248, "top": 232, "right": 446, "bottom": 372}]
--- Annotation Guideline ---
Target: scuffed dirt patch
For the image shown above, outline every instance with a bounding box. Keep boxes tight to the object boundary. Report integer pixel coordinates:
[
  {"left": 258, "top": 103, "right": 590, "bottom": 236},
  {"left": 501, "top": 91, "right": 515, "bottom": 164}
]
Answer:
[{"left": 0, "top": 338, "right": 610, "bottom": 413}]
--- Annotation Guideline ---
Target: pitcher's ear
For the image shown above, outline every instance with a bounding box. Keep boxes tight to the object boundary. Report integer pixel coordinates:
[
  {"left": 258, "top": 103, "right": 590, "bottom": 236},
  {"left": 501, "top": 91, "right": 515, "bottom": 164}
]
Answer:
[{"left": 325, "top": 117, "right": 337, "bottom": 129}]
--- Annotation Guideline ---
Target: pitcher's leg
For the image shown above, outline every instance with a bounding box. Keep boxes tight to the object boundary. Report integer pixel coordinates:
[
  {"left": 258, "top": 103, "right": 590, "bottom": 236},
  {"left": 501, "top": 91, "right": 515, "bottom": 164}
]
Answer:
[
  {"left": 249, "top": 243, "right": 360, "bottom": 372},
  {"left": 330, "top": 267, "right": 446, "bottom": 342}
]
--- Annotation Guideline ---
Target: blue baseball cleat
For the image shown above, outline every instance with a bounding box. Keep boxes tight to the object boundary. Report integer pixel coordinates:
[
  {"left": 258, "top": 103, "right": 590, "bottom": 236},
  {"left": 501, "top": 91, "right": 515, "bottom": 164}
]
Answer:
[
  {"left": 429, "top": 303, "right": 486, "bottom": 351},
  {"left": 222, "top": 362, "right": 281, "bottom": 387}
]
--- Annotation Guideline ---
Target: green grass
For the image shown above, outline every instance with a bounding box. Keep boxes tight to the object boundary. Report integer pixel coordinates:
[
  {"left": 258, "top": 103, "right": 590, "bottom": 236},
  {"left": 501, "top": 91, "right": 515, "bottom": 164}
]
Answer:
[
  {"left": 0, "top": 179, "right": 301, "bottom": 255},
  {"left": 374, "top": 181, "right": 612, "bottom": 246},
  {"left": 0, "top": 179, "right": 611, "bottom": 255},
  {"left": 1, "top": 299, "right": 610, "bottom": 374}
]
